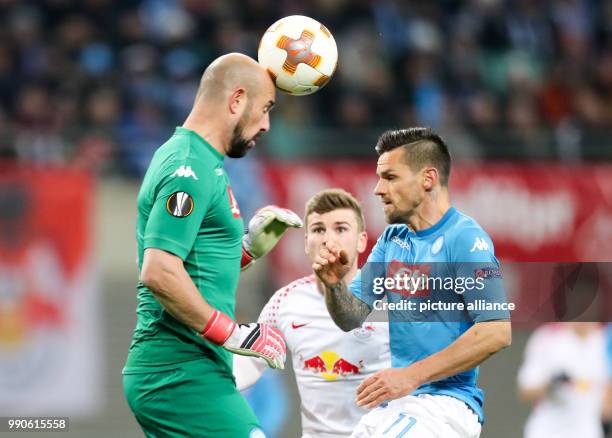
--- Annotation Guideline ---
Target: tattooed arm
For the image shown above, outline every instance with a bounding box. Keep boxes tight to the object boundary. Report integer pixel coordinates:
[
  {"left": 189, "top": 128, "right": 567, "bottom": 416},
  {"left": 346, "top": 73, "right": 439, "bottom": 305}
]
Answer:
[
  {"left": 313, "top": 241, "right": 371, "bottom": 332},
  {"left": 324, "top": 280, "right": 371, "bottom": 331}
]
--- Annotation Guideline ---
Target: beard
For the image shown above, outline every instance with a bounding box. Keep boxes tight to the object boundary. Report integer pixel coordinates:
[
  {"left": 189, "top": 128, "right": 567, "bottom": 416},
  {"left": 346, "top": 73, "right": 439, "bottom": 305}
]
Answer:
[
  {"left": 227, "top": 129, "right": 250, "bottom": 158},
  {"left": 384, "top": 204, "right": 412, "bottom": 224},
  {"left": 385, "top": 211, "right": 405, "bottom": 224},
  {"left": 227, "top": 111, "right": 259, "bottom": 158}
]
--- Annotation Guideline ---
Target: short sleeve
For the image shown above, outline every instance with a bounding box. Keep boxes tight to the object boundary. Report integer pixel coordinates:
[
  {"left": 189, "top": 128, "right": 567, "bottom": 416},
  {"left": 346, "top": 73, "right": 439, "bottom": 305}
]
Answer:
[
  {"left": 144, "top": 160, "right": 216, "bottom": 260},
  {"left": 517, "top": 328, "right": 552, "bottom": 389},
  {"left": 452, "top": 228, "right": 510, "bottom": 322},
  {"left": 350, "top": 232, "right": 387, "bottom": 309}
]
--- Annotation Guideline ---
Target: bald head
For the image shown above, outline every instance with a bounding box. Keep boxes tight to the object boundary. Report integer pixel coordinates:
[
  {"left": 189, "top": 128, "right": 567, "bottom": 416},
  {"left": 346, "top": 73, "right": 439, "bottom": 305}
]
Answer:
[
  {"left": 197, "top": 53, "right": 272, "bottom": 102},
  {"left": 184, "top": 52, "right": 276, "bottom": 159}
]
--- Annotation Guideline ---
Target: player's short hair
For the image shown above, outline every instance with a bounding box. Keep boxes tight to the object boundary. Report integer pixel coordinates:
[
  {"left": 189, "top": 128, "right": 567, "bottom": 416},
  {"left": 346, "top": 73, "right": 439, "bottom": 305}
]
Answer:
[
  {"left": 375, "top": 127, "right": 451, "bottom": 187},
  {"left": 305, "top": 189, "right": 365, "bottom": 232}
]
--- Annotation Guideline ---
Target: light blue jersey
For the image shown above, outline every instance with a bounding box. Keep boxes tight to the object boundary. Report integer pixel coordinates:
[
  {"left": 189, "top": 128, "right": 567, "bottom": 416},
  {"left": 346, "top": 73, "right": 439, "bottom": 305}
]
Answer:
[
  {"left": 350, "top": 207, "right": 510, "bottom": 423},
  {"left": 607, "top": 324, "right": 612, "bottom": 377}
]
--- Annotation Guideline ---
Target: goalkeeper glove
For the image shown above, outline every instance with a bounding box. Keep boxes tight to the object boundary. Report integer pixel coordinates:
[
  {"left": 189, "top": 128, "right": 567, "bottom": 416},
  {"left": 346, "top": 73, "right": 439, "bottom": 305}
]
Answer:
[
  {"left": 241, "top": 205, "right": 303, "bottom": 270},
  {"left": 201, "top": 310, "right": 286, "bottom": 369}
]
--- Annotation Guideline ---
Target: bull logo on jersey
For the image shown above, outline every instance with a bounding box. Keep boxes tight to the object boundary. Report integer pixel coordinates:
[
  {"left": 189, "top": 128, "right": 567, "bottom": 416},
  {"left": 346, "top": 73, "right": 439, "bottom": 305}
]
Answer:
[
  {"left": 303, "top": 351, "right": 363, "bottom": 381},
  {"left": 227, "top": 186, "right": 241, "bottom": 218},
  {"left": 166, "top": 192, "right": 194, "bottom": 217}
]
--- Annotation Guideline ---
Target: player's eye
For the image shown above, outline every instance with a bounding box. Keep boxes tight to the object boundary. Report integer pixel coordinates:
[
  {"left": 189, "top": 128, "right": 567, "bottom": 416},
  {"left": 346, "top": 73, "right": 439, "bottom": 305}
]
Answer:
[
  {"left": 311, "top": 227, "right": 325, "bottom": 234},
  {"left": 336, "top": 226, "right": 348, "bottom": 233}
]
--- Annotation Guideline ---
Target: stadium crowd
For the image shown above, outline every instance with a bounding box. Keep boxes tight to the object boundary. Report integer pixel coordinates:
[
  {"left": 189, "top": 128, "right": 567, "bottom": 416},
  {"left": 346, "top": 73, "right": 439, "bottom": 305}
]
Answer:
[{"left": 1, "top": 0, "right": 611, "bottom": 175}]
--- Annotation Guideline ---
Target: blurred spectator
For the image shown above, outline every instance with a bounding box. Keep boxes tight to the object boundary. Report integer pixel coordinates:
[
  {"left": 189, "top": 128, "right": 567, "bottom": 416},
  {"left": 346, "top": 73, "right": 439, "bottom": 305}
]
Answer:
[
  {"left": 518, "top": 323, "right": 608, "bottom": 438},
  {"left": 1, "top": 0, "right": 612, "bottom": 173}
]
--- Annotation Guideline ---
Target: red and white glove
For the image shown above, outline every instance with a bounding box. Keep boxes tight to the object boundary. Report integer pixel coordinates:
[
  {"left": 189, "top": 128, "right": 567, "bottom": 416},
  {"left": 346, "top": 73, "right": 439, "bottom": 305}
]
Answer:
[
  {"left": 241, "top": 205, "right": 303, "bottom": 270},
  {"left": 201, "top": 310, "right": 286, "bottom": 369}
]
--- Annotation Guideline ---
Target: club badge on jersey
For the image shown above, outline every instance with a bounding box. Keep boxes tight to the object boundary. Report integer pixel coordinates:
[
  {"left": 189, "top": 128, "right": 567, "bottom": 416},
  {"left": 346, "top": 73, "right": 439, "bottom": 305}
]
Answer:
[{"left": 227, "top": 186, "right": 241, "bottom": 218}]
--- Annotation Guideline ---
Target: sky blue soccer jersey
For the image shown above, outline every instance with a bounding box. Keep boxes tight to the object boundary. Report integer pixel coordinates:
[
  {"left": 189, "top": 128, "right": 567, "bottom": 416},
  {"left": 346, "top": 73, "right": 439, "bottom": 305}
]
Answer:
[
  {"left": 350, "top": 207, "right": 510, "bottom": 423},
  {"left": 606, "top": 324, "right": 612, "bottom": 377}
]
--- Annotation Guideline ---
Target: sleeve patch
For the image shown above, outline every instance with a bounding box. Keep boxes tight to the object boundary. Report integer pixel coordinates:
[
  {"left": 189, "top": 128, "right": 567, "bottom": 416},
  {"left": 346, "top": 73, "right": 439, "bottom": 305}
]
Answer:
[
  {"left": 166, "top": 191, "right": 194, "bottom": 217},
  {"left": 474, "top": 267, "right": 502, "bottom": 279}
]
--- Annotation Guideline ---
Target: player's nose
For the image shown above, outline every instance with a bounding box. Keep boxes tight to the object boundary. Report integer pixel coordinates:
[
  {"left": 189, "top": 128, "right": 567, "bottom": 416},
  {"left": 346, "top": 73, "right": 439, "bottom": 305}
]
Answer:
[
  {"left": 374, "top": 178, "right": 385, "bottom": 196},
  {"left": 322, "top": 238, "right": 339, "bottom": 252},
  {"left": 260, "top": 112, "right": 270, "bottom": 133}
]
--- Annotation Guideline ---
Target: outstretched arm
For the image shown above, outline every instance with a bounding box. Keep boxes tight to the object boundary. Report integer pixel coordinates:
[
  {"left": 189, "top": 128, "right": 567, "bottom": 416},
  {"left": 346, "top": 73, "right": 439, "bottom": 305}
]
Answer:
[{"left": 313, "top": 241, "right": 371, "bottom": 331}]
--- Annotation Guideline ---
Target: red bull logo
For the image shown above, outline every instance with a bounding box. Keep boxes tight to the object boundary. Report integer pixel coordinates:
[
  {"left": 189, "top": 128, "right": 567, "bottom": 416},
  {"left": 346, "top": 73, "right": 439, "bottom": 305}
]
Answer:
[
  {"left": 0, "top": 253, "right": 65, "bottom": 349},
  {"left": 303, "top": 351, "right": 363, "bottom": 381}
]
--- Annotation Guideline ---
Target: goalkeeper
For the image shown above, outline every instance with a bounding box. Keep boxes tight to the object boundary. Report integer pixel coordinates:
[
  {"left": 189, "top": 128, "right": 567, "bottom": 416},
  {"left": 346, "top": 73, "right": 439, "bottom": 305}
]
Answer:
[{"left": 122, "top": 53, "right": 301, "bottom": 437}]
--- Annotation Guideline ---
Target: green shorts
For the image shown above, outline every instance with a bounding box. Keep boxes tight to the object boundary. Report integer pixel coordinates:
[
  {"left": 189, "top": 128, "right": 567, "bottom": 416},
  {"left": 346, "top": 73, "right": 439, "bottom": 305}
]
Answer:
[{"left": 123, "top": 359, "right": 264, "bottom": 438}]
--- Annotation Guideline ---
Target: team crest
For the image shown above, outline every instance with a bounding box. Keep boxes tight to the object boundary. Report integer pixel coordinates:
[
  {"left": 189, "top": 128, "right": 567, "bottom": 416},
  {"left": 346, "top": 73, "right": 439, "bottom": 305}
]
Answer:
[
  {"left": 166, "top": 192, "right": 194, "bottom": 218},
  {"left": 249, "top": 428, "right": 266, "bottom": 438},
  {"left": 227, "top": 186, "right": 241, "bottom": 218},
  {"left": 352, "top": 323, "right": 375, "bottom": 339},
  {"left": 431, "top": 235, "right": 444, "bottom": 255}
]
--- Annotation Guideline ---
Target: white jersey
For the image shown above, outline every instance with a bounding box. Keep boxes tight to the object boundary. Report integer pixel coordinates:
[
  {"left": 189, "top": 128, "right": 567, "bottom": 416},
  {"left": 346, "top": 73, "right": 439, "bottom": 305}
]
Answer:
[
  {"left": 234, "top": 275, "right": 391, "bottom": 438},
  {"left": 518, "top": 324, "right": 607, "bottom": 438}
]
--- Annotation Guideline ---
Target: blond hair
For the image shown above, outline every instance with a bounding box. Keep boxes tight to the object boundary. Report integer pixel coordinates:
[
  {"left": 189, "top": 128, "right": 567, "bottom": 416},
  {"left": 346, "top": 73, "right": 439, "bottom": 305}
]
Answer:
[{"left": 305, "top": 189, "right": 365, "bottom": 231}]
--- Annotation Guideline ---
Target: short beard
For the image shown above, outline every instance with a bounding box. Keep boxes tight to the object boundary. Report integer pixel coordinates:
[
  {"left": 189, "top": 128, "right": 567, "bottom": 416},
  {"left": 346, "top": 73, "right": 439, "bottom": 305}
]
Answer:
[
  {"left": 227, "top": 126, "right": 250, "bottom": 158},
  {"left": 386, "top": 212, "right": 405, "bottom": 224},
  {"left": 385, "top": 207, "right": 412, "bottom": 225},
  {"left": 227, "top": 103, "right": 256, "bottom": 158}
]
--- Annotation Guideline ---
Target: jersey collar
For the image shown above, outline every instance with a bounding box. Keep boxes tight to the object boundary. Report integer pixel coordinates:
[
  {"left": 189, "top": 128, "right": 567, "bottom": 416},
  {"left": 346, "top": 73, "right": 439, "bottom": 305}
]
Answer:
[
  {"left": 413, "top": 207, "right": 457, "bottom": 237},
  {"left": 175, "top": 127, "right": 224, "bottom": 161}
]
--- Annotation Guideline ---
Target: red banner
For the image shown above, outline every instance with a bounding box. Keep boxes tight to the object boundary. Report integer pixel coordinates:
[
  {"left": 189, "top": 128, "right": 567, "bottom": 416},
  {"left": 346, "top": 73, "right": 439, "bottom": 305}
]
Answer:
[
  {"left": 263, "top": 162, "right": 612, "bottom": 286},
  {"left": 0, "top": 163, "right": 101, "bottom": 416}
]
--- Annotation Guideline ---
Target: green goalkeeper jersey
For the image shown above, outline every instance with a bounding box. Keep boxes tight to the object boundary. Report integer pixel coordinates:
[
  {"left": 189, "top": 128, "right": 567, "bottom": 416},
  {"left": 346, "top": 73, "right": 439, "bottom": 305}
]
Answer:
[{"left": 123, "top": 127, "right": 244, "bottom": 375}]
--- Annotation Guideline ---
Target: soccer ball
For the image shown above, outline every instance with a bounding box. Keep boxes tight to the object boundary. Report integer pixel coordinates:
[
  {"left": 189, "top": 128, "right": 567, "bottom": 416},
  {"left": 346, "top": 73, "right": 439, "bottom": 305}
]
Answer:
[{"left": 258, "top": 15, "right": 338, "bottom": 96}]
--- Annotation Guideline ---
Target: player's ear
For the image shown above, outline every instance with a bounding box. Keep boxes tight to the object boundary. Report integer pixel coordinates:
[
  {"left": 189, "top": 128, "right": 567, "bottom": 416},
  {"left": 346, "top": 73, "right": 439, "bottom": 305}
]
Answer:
[
  {"left": 304, "top": 230, "right": 309, "bottom": 255},
  {"left": 228, "top": 87, "right": 247, "bottom": 115},
  {"left": 422, "top": 167, "right": 437, "bottom": 192},
  {"left": 357, "top": 231, "right": 367, "bottom": 254}
]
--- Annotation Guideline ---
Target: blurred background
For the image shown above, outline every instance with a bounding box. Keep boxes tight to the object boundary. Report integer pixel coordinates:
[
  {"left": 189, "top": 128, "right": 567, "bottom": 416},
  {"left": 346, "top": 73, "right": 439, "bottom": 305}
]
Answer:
[{"left": 0, "top": 0, "right": 612, "bottom": 437}]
